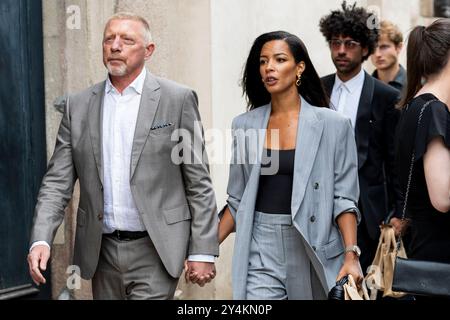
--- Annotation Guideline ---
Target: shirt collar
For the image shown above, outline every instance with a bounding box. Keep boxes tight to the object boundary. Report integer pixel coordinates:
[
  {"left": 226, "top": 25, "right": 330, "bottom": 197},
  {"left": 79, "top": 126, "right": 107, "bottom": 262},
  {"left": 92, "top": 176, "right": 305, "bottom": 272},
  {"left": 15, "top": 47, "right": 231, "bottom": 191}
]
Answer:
[
  {"left": 392, "top": 64, "right": 406, "bottom": 86},
  {"left": 335, "top": 68, "right": 365, "bottom": 94},
  {"left": 105, "top": 67, "right": 147, "bottom": 95},
  {"left": 372, "top": 64, "right": 406, "bottom": 87}
]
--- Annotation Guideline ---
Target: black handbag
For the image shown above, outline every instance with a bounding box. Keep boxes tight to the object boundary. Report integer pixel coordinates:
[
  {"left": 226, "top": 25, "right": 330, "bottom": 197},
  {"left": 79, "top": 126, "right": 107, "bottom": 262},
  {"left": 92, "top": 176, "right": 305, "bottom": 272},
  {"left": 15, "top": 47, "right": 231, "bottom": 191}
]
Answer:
[
  {"left": 391, "top": 99, "right": 450, "bottom": 298},
  {"left": 393, "top": 257, "right": 450, "bottom": 297},
  {"left": 328, "top": 275, "right": 369, "bottom": 300},
  {"left": 328, "top": 276, "right": 349, "bottom": 300}
]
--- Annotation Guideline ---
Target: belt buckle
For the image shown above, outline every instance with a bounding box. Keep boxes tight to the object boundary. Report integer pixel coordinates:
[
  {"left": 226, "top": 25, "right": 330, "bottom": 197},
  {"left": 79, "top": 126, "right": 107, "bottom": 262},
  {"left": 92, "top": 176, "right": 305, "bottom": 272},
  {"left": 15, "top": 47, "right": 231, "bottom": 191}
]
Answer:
[{"left": 116, "top": 230, "right": 129, "bottom": 241}]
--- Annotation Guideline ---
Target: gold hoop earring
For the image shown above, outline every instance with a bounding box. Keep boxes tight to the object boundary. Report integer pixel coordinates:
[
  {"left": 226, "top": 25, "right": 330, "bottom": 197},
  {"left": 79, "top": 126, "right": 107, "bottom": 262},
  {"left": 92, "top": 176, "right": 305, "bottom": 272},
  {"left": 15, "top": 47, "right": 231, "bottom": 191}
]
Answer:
[{"left": 296, "top": 74, "right": 302, "bottom": 87}]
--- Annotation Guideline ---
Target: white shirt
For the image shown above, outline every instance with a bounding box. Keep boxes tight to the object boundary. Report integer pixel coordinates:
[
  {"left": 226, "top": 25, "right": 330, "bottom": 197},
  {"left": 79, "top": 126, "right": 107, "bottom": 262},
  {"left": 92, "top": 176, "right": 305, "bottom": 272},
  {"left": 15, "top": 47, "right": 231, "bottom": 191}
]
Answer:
[
  {"left": 330, "top": 68, "right": 365, "bottom": 129},
  {"left": 102, "top": 67, "right": 146, "bottom": 234},
  {"left": 31, "top": 68, "right": 213, "bottom": 262}
]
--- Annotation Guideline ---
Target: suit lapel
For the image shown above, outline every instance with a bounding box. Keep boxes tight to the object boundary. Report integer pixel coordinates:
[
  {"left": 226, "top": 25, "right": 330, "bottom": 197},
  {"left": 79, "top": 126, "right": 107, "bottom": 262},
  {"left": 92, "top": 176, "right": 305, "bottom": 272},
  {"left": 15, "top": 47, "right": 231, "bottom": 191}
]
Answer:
[
  {"left": 88, "top": 82, "right": 106, "bottom": 186},
  {"left": 322, "top": 74, "right": 335, "bottom": 98},
  {"left": 130, "top": 73, "right": 161, "bottom": 179},
  {"left": 256, "top": 105, "right": 271, "bottom": 165},
  {"left": 291, "top": 97, "right": 324, "bottom": 220},
  {"left": 354, "top": 72, "right": 374, "bottom": 169},
  {"left": 245, "top": 104, "right": 271, "bottom": 180}
]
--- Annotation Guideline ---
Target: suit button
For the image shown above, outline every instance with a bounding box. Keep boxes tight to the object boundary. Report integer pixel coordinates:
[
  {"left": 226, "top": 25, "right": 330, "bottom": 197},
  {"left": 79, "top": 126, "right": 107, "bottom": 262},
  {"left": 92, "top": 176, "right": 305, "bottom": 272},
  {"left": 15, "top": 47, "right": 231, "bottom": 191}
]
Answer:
[
  {"left": 310, "top": 216, "right": 316, "bottom": 223},
  {"left": 312, "top": 246, "right": 317, "bottom": 251},
  {"left": 100, "top": 186, "right": 104, "bottom": 191},
  {"left": 98, "top": 213, "right": 103, "bottom": 220},
  {"left": 314, "top": 183, "right": 319, "bottom": 190}
]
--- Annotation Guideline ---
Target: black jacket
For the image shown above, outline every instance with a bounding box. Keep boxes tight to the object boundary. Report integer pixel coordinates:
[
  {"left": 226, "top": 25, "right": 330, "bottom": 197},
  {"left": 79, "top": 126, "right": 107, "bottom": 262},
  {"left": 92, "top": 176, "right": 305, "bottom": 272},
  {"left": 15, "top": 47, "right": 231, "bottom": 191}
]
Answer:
[{"left": 322, "top": 72, "right": 402, "bottom": 240}]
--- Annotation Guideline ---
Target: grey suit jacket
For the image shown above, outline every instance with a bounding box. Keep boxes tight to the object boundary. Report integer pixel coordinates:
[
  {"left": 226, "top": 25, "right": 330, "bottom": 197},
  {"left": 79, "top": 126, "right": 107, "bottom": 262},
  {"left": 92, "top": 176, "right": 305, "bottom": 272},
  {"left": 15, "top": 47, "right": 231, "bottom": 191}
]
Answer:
[
  {"left": 30, "top": 72, "right": 219, "bottom": 279},
  {"left": 225, "top": 96, "right": 360, "bottom": 299}
]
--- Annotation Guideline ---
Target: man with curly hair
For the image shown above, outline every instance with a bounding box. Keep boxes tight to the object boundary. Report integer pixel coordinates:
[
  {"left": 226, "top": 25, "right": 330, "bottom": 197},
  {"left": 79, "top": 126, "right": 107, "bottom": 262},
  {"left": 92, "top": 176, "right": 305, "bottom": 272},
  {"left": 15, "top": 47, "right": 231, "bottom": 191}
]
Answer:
[{"left": 319, "top": 1, "right": 402, "bottom": 275}]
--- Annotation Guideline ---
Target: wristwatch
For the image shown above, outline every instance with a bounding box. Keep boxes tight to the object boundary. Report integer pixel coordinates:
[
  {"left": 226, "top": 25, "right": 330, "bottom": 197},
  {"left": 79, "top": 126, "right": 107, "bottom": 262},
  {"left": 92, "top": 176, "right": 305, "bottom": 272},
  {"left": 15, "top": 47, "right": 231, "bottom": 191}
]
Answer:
[{"left": 344, "top": 245, "right": 361, "bottom": 257}]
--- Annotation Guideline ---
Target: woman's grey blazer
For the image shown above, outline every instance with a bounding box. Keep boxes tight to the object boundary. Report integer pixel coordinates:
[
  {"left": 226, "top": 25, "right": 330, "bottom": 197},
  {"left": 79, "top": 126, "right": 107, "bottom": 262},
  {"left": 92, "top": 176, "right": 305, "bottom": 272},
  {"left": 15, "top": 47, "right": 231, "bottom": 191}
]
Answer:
[{"left": 224, "top": 96, "right": 361, "bottom": 299}]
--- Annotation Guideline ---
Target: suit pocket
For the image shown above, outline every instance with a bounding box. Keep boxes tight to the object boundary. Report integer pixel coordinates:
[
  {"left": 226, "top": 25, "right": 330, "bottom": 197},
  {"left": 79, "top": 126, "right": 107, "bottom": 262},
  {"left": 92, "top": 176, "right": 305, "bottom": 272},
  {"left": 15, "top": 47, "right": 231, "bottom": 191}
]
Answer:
[
  {"left": 248, "top": 233, "right": 265, "bottom": 269},
  {"left": 163, "top": 204, "right": 191, "bottom": 225},
  {"left": 323, "top": 237, "right": 344, "bottom": 260},
  {"left": 149, "top": 125, "right": 175, "bottom": 137},
  {"left": 77, "top": 207, "right": 87, "bottom": 227}
]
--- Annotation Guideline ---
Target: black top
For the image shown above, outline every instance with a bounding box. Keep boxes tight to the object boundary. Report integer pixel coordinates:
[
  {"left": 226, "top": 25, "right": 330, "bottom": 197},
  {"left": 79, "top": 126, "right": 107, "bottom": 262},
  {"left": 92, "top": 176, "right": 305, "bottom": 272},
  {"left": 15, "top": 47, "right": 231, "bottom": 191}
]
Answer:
[
  {"left": 395, "top": 93, "right": 450, "bottom": 263},
  {"left": 372, "top": 64, "right": 407, "bottom": 93},
  {"left": 255, "top": 149, "right": 295, "bottom": 214}
]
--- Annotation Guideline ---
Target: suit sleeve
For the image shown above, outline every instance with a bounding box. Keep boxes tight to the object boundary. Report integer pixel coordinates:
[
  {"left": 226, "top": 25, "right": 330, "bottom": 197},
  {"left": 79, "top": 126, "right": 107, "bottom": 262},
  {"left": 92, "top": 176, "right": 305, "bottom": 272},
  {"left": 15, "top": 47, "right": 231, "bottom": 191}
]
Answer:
[
  {"left": 30, "top": 97, "right": 78, "bottom": 246},
  {"left": 179, "top": 89, "right": 219, "bottom": 256},
  {"left": 333, "top": 117, "right": 361, "bottom": 224},
  {"left": 219, "top": 118, "right": 246, "bottom": 225},
  {"left": 383, "top": 93, "right": 403, "bottom": 220}
]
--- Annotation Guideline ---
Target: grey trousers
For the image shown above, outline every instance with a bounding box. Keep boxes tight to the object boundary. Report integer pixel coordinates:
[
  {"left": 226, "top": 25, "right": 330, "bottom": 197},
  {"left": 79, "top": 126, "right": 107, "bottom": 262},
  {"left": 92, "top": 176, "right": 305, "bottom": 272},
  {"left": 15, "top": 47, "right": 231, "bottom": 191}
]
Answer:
[
  {"left": 92, "top": 235, "right": 179, "bottom": 300},
  {"left": 246, "top": 212, "right": 327, "bottom": 300}
]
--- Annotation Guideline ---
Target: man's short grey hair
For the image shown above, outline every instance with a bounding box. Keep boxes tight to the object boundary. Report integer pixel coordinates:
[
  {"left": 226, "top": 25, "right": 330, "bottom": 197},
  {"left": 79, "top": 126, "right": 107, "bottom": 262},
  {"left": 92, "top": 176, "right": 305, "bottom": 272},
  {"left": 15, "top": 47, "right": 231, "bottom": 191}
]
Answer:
[{"left": 105, "top": 12, "right": 153, "bottom": 45}]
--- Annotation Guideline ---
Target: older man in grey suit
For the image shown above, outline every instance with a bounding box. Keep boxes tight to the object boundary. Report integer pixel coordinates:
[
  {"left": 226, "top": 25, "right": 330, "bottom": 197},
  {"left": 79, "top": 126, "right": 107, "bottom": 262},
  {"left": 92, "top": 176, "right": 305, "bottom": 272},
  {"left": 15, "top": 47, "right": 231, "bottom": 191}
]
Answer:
[{"left": 27, "top": 13, "right": 219, "bottom": 299}]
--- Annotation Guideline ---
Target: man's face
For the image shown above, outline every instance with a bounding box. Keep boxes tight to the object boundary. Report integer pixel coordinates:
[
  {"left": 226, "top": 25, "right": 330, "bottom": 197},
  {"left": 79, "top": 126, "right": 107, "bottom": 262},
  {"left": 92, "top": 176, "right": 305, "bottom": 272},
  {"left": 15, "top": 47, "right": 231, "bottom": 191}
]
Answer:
[
  {"left": 329, "top": 35, "right": 368, "bottom": 76},
  {"left": 371, "top": 34, "right": 402, "bottom": 71},
  {"left": 103, "top": 19, "right": 154, "bottom": 77},
  {"left": 435, "top": 0, "right": 450, "bottom": 18}
]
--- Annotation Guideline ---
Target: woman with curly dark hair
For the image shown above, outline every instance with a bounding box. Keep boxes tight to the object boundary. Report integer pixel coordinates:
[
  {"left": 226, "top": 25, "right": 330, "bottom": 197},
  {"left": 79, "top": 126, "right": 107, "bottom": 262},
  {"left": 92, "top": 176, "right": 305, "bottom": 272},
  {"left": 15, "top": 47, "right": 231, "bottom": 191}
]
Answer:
[{"left": 218, "top": 31, "right": 362, "bottom": 300}]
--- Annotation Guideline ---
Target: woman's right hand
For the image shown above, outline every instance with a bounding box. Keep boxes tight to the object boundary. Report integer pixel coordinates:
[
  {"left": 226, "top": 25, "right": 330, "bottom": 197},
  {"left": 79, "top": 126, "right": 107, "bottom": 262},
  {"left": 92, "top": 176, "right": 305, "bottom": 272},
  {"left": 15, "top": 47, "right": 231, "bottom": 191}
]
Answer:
[{"left": 337, "top": 253, "right": 364, "bottom": 289}]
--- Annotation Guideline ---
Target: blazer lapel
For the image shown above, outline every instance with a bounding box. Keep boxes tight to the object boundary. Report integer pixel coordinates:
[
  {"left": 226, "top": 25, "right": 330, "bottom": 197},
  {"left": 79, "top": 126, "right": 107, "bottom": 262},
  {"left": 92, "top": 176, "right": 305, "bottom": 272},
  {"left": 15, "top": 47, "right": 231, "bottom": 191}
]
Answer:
[
  {"left": 88, "top": 82, "right": 106, "bottom": 186},
  {"left": 256, "top": 105, "right": 271, "bottom": 165},
  {"left": 244, "top": 104, "right": 271, "bottom": 180},
  {"left": 291, "top": 97, "right": 324, "bottom": 220},
  {"left": 354, "top": 72, "right": 374, "bottom": 169},
  {"left": 130, "top": 73, "right": 161, "bottom": 179},
  {"left": 322, "top": 74, "right": 335, "bottom": 98}
]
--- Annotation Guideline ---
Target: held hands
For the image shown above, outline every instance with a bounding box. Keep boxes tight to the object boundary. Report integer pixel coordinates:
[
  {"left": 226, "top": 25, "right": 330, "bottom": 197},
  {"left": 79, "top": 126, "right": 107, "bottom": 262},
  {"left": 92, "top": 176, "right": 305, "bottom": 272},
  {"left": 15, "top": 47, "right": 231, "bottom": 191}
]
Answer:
[
  {"left": 336, "top": 252, "right": 364, "bottom": 289},
  {"left": 27, "top": 245, "right": 51, "bottom": 286},
  {"left": 184, "top": 261, "right": 216, "bottom": 287}
]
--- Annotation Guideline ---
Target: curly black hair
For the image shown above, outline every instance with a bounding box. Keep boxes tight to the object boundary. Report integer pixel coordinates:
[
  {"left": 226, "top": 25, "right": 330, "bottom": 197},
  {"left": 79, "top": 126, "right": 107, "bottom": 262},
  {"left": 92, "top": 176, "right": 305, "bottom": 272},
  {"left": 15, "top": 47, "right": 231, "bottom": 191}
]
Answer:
[{"left": 319, "top": 1, "right": 379, "bottom": 61}]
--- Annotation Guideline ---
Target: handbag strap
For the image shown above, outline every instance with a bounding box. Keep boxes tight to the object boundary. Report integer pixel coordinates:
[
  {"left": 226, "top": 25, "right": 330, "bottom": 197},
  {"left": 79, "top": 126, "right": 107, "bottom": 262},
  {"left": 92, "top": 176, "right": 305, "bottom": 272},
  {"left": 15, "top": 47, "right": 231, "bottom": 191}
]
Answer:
[{"left": 396, "top": 99, "right": 438, "bottom": 253}]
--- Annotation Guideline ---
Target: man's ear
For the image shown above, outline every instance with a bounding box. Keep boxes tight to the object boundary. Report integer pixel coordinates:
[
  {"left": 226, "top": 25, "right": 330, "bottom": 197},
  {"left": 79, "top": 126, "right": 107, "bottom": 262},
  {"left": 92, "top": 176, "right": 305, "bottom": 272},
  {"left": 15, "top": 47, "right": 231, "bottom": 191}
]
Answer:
[
  {"left": 362, "top": 47, "right": 369, "bottom": 58},
  {"left": 145, "top": 43, "right": 155, "bottom": 61}
]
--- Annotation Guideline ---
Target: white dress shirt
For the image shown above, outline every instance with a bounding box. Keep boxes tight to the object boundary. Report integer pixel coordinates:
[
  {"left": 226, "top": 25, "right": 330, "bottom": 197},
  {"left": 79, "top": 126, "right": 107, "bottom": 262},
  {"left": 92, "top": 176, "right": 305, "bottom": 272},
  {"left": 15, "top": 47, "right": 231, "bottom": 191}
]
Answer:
[
  {"left": 330, "top": 68, "right": 365, "bottom": 129},
  {"left": 102, "top": 68, "right": 146, "bottom": 234},
  {"left": 31, "top": 67, "right": 213, "bottom": 263}
]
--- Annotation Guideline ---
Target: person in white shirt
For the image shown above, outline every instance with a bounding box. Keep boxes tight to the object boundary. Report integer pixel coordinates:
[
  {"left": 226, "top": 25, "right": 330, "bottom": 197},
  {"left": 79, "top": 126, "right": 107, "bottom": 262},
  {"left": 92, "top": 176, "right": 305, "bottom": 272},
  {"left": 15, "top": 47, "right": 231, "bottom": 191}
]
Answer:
[
  {"left": 27, "top": 12, "right": 218, "bottom": 299},
  {"left": 319, "top": 1, "right": 402, "bottom": 276}
]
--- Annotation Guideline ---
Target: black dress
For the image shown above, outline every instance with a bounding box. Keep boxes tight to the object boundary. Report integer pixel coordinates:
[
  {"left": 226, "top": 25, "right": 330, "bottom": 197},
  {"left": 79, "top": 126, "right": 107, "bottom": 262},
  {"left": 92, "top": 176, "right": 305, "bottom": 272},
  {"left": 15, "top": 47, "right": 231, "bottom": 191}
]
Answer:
[{"left": 395, "top": 93, "right": 450, "bottom": 263}]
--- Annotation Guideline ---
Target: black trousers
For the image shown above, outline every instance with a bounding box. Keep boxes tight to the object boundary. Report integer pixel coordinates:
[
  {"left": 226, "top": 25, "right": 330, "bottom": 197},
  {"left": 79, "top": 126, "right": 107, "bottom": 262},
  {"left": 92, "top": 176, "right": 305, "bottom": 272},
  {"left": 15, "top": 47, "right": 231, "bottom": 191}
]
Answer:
[{"left": 357, "top": 214, "right": 379, "bottom": 275}]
